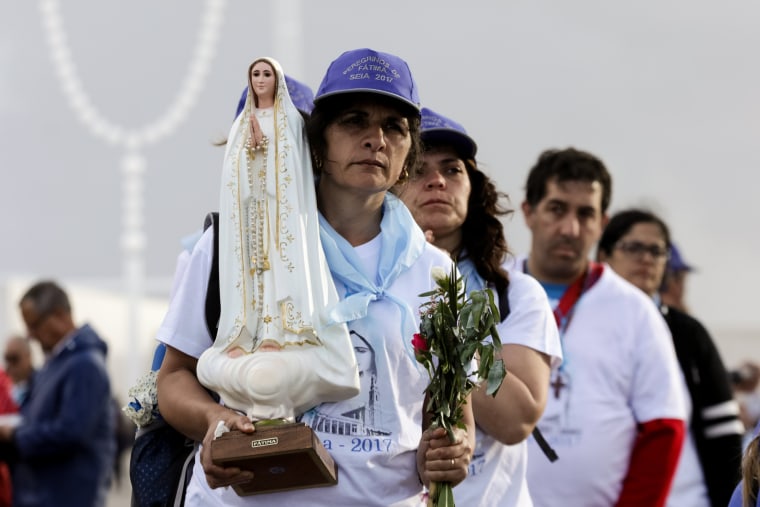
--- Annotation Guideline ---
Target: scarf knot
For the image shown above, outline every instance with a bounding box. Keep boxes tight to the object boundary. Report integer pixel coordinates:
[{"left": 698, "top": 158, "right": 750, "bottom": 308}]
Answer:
[{"left": 319, "top": 194, "right": 427, "bottom": 362}]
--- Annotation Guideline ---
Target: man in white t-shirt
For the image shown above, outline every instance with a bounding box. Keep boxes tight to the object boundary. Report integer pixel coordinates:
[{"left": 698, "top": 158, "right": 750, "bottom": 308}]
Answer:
[{"left": 520, "top": 147, "right": 687, "bottom": 507}]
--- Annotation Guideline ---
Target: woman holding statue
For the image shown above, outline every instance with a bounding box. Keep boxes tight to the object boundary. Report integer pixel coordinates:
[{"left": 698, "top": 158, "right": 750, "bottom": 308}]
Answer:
[{"left": 156, "top": 49, "right": 473, "bottom": 506}]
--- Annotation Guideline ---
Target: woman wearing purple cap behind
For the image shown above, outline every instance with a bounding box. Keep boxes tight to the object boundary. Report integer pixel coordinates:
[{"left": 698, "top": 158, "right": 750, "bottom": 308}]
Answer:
[
  {"left": 397, "top": 107, "right": 561, "bottom": 507},
  {"left": 155, "top": 49, "right": 474, "bottom": 506}
]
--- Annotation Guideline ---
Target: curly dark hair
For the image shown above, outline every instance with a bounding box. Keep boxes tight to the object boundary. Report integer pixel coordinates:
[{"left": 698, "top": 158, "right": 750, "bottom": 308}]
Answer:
[
  {"left": 457, "top": 159, "right": 513, "bottom": 295},
  {"left": 306, "top": 93, "right": 422, "bottom": 183}
]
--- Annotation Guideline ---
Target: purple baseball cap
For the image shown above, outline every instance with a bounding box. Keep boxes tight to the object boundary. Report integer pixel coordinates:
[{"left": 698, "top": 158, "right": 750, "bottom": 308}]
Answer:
[
  {"left": 420, "top": 107, "right": 477, "bottom": 160},
  {"left": 314, "top": 48, "right": 420, "bottom": 111},
  {"left": 235, "top": 75, "right": 315, "bottom": 118},
  {"left": 285, "top": 75, "right": 315, "bottom": 114},
  {"left": 667, "top": 242, "right": 695, "bottom": 272}
]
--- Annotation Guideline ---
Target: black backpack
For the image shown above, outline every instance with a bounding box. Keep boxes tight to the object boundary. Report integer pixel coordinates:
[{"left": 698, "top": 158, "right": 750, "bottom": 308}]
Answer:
[{"left": 203, "top": 212, "right": 221, "bottom": 338}]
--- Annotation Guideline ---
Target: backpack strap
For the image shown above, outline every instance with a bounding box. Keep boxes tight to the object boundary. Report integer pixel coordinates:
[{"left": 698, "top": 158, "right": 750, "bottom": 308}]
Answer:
[
  {"left": 531, "top": 426, "right": 558, "bottom": 462},
  {"left": 498, "top": 283, "right": 559, "bottom": 463},
  {"left": 203, "top": 212, "right": 221, "bottom": 339},
  {"left": 498, "top": 282, "right": 511, "bottom": 323}
]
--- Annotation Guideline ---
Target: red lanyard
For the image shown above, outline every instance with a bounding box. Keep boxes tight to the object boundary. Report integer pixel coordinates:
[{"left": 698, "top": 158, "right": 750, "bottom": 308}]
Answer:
[
  {"left": 522, "top": 260, "right": 604, "bottom": 333},
  {"left": 552, "top": 262, "right": 604, "bottom": 333}
]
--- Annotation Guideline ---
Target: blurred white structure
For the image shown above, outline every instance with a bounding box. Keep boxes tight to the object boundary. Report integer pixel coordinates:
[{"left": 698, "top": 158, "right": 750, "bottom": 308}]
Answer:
[{"left": 37, "top": 0, "right": 227, "bottom": 384}]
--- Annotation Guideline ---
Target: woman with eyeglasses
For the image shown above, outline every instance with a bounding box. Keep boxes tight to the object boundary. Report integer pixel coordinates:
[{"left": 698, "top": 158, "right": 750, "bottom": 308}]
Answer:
[{"left": 597, "top": 208, "right": 742, "bottom": 507}]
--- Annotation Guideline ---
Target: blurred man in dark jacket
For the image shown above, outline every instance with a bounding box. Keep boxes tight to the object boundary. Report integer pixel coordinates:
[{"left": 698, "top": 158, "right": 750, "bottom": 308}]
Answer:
[{"left": 0, "top": 281, "right": 115, "bottom": 507}]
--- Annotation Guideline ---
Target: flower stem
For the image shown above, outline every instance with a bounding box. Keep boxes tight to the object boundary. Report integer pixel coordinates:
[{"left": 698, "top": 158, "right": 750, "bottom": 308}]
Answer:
[{"left": 428, "top": 481, "right": 455, "bottom": 507}]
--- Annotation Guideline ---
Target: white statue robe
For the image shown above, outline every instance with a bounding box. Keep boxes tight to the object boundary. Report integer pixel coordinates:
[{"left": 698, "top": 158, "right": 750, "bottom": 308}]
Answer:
[{"left": 197, "top": 57, "right": 359, "bottom": 421}]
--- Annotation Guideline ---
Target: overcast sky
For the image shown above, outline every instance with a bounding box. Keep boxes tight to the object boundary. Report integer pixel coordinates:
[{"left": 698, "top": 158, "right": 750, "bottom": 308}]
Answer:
[{"left": 2, "top": 0, "right": 759, "bottom": 339}]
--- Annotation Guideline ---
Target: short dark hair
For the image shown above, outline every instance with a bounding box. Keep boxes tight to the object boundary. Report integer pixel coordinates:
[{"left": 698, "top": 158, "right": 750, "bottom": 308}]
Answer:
[
  {"left": 20, "top": 280, "right": 71, "bottom": 316},
  {"left": 306, "top": 93, "right": 422, "bottom": 182},
  {"left": 598, "top": 208, "right": 671, "bottom": 257},
  {"left": 524, "top": 147, "right": 612, "bottom": 212}
]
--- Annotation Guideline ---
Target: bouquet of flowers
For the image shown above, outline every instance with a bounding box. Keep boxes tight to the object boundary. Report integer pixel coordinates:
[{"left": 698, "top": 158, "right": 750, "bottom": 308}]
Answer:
[{"left": 413, "top": 265, "right": 506, "bottom": 507}]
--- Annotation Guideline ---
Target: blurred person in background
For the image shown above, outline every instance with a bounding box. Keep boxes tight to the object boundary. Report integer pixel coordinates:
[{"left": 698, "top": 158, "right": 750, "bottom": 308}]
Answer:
[
  {"left": 0, "top": 280, "right": 115, "bottom": 507},
  {"left": 598, "top": 208, "right": 743, "bottom": 507},
  {"left": 730, "top": 361, "right": 760, "bottom": 444},
  {"left": 3, "top": 336, "right": 35, "bottom": 407},
  {"left": 0, "top": 370, "right": 17, "bottom": 419},
  {"left": 659, "top": 241, "right": 693, "bottom": 313},
  {"left": 0, "top": 367, "right": 18, "bottom": 507}
]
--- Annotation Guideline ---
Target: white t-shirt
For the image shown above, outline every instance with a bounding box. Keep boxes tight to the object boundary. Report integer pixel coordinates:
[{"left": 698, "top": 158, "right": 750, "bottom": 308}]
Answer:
[
  {"left": 667, "top": 373, "right": 710, "bottom": 507},
  {"left": 157, "top": 227, "right": 453, "bottom": 507},
  {"left": 524, "top": 266, "right": 687, "bottom": 507},
  {"left": 456, "top": 267, "right": 562, "bottom": 507}
]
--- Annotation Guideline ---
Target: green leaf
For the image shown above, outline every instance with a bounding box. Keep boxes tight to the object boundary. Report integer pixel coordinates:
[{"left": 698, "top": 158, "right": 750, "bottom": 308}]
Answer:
[
  {"left": 448, "top": 266, "right": 459, "bottom": 316},
  {"left": 414, "top": 265, "right": 513, "bottom": 498},
  {"left": 485, "top": 286, "right": 498, "bottom": 311},
  {"left": 477, "top": 346, "right": 493, "bottom": 374},
  {"left": 459, "top": 341, "right": 479, "bottom": 366},
  {"left": 445, "top": 426, "right": 456, "bottom": 444},
  {"left": 486, "top": 359, "right": 507, "bottom": 396},
  {"left": 488, "top": 322, "right": 502, "bottom": 350}
]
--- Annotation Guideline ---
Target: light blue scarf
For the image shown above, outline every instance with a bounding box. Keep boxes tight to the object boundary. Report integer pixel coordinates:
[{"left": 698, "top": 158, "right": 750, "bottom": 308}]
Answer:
[
  {"left": 319, "top": 193, "right": 426, "bottom": 362},
  {"left": 456, "top": 256, "right": 485, "bottom": 293}
]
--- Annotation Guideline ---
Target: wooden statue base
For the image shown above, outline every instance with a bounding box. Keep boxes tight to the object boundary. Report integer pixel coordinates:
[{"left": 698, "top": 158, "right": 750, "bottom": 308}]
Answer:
[{"left": 210, "top": 422, "right": 337, "bottom": 496}]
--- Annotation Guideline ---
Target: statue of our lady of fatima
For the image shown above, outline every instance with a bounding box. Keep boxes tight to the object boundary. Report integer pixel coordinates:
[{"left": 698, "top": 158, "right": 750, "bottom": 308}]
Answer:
[{"left": 197, "top": 57, "right": 360, "bottom": 422}]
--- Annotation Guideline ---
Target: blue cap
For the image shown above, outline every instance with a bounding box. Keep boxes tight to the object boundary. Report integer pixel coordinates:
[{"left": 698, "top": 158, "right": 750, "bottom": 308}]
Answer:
[
  {"left": 420, "top": 107, "right": 477, "bottom": 159},
  {"left": 284, "top": 75, "right": 315, "bottom": 114},
  {"left": 314, "top": 48, "right": 420, "bottom": 111},
  {"left": 235, "top": 75, "right": 315, "bottom": 118},
  {"left": 668, "top": 242, "right": 694, "bottom": 272}
]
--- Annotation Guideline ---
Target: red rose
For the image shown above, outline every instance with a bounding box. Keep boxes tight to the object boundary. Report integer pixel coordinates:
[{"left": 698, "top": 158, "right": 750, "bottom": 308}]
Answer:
[{"left": 412, "top": 333, "right": 429, "bottom": 353}]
